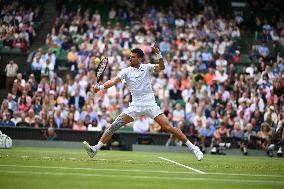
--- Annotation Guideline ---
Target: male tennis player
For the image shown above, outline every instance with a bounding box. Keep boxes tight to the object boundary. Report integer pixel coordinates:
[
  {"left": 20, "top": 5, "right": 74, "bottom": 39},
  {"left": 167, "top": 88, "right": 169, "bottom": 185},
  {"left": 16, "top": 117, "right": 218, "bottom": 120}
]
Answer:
[{"left": 83, "top": 43, "right": 203, "bottom": 160}]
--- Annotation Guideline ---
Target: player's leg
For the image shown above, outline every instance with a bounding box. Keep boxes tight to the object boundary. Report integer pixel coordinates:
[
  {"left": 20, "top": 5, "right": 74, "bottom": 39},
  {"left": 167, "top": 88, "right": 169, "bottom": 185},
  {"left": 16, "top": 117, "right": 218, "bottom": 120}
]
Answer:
[
  {"left": 154, "top": 113, "right": 203, "bottom": 160},
  {"left": 83, "top": 113, "right": 134, "bottom": 158}
]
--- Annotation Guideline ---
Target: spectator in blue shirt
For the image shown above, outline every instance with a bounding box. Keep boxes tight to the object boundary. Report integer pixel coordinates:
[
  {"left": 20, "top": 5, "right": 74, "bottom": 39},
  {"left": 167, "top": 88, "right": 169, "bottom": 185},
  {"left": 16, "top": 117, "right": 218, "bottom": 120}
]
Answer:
[
  {"left": 159, "top": 38, "right": 171, "bottom": 53},
  {"left": 199, "top": 120, "right": 215, "bottom": 152},
  {"left": 1, "top": 113, "right": 15, "bottom": 127}
]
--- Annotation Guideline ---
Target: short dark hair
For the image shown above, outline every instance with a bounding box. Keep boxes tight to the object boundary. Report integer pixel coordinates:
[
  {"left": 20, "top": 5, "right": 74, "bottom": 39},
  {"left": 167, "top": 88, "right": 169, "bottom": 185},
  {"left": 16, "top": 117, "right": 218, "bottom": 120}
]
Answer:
[{"left": 131, "top": 48, "right": 144, "bottom": 58}]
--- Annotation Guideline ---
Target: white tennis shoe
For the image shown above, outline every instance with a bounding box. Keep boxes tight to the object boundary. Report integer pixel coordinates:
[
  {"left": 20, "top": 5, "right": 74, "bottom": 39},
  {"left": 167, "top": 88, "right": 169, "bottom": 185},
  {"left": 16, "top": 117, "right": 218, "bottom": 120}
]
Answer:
[
  {"left": 192, "top": 146, "right": 203, "bottom": 161},
  {"left": 83, "top": 141, "right": 97, "bottom": 158}
]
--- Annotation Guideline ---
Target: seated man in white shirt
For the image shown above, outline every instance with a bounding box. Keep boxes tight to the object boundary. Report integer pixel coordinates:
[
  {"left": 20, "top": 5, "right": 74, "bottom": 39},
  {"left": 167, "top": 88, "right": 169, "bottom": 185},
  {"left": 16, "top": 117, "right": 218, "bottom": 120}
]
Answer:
[{"left": 133, "top": 115, "right": 151, "bottom": 133}]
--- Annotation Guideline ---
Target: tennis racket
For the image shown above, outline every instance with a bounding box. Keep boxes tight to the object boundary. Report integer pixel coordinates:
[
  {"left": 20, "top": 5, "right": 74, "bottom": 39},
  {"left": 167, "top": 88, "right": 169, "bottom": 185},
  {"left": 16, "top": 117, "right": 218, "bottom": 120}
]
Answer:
[{"left": 95, "top": 57, "right": 108, "bottom": 83}]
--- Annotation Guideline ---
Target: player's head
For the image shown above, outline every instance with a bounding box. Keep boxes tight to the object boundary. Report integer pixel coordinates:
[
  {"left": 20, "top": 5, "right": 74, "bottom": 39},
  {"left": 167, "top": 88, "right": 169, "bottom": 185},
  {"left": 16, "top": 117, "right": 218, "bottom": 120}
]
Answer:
[{"left": 129, "top": 48, "right": 144, "bottom": 67}]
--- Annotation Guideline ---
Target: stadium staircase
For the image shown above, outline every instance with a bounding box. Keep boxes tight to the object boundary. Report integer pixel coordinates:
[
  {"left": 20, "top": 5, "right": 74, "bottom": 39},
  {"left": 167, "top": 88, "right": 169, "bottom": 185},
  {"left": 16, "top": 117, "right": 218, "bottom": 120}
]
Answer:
[
  {"left": 0, "top": 89, "right": 9, "bottom": 104},
  {"left": 29, "top": 0, "right": 57, "bottom": 52}
]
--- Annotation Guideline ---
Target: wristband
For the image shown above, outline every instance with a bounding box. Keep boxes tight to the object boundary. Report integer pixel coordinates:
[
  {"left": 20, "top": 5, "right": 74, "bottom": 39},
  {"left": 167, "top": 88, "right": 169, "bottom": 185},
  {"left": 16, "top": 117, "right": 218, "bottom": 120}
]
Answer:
[{"left": 99, "top": 85, "right": 105, "bottom": 90}]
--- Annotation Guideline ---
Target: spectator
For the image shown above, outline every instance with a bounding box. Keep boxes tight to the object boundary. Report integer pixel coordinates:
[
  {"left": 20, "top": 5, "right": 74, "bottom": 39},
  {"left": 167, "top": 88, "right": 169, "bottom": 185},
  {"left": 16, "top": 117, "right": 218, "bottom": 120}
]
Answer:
[
  {"left": 199, "top": 120, "right": 215, "bottom": 151},
  {"left": 88, "top": 118, "right": 102, "bottom": 131},
  {"left": 69, "top": 87, "right": 85, "bottom": 110},
  {"left": 46, "top": 127, "right": 58, "bottom": 141},
  {"left": 25, "top": 109, "right": 35, "bottom": 126},
  {"left": 133, "top": 116, "right": 151, "bottom": 133},
  {"left": 31, "top": 115, "right": 43, "bottom": 128},
  {"left": 5, "top": 60, "right": 18, "bottom": 89},
  {"left": 11, "top": 111, "right": 21, "bottom": 126},
  {"left": 256, "top": 122, "right": 274, "bottom": 156},
  {"left": 16, "top": 112, "right": 29, "bottom": 127},
  {"left": 73, "top": 118, "right": 87, "bottom": 131},
  {"left": 0, "top": 112, "right": 15, "bottom": 127}
]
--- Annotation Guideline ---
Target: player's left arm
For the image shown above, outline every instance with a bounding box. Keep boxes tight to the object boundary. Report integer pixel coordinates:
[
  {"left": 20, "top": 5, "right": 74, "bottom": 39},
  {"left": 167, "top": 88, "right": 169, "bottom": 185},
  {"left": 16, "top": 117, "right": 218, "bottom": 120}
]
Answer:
[{"left": 152, "top": 42, "right": 165, "bottom": 71}]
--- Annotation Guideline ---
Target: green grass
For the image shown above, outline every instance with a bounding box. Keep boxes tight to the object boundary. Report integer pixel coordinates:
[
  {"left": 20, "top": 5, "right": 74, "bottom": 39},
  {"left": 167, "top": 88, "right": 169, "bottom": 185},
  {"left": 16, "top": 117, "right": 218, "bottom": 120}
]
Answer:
[{"left": 0, "top": 147, "right": 284, "bottom": 189}]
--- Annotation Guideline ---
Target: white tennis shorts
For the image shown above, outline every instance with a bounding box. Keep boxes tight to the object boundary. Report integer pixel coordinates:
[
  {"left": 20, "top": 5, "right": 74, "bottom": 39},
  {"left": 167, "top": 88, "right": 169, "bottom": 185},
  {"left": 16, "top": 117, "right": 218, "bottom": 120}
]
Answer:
[{"left": 123, "top": 104, "right": 163, "bottom": 120}]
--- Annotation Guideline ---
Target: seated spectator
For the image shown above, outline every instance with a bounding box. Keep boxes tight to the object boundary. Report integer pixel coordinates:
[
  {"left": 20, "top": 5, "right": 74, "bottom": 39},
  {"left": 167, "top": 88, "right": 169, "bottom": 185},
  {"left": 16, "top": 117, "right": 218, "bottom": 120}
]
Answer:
[
  {"left": 256, "top": 122, "right": 272, "bottom": 151},
  {"left": 31, "top": 115, "right": 43, "bottom": 128},
  {"left": 231, "top": 121, "right": 244, "bottom": 147},
  {"left": 88, "top": 118, "right": 102, "bottom": 131},
  {"left": 69, "top": 87, "right": 85, "bottom": 110},
  {"left": 210, "top": 121, "right": 230, "bottom": 153},
  {"left": 243, "top": 123, "right": 257, "bottom": 155},
  {"left": 149, "top": 121, "right": 161, "bottom": 133},
  {"left": 0, "top": 112, "right": 15, "bottom": 127},
  {"left": 68, "top": 46, "right": 78, "bottom": 71},
  {"left": 232, "top": 50, "right": 243, "bottom": 63},
  {"left": 172, "top": 103, "right": 185, "bottom": 126},
  {"left": 16, "top": 112, "right": 29, "bottom": 127},
  {"left": 199, "top": 120, "right": 215, "bottom": 151},
  {"left": 46, "top": 127, "right": 58, "bottom": 141},
  {"left": 61, "top": 117, "right": 71, "bottom": 129},
  {"left": 133, "top": 116, "right": 151, "bottom": 133},
  {"left": 31, "top": 55, "right": 43, "bottom": 72},
  {"left": 11, "top": 111, "right": 21, "bottom": 125},
  {"left": 73, "top": 118, "right": 87, "bottom": 131},
  {"left": 18, "top": 96, "right": 29, "bottom": 112},
  {"left": 25, "top": 109, "right": 35, "bottom": 126}
]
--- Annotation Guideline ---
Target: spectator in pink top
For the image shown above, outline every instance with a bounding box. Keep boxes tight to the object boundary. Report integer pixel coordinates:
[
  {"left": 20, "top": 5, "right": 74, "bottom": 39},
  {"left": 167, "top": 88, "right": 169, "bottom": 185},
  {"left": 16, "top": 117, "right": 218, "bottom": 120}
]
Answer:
[{"left": 73, "top": 118, "right": 87, "bottom": 131}]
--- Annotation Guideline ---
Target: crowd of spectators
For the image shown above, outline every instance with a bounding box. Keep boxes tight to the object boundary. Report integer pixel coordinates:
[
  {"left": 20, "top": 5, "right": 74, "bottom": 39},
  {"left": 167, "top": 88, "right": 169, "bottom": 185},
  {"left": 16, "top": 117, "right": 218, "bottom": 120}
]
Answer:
[
  {"left": 0, "top": 0, "right": 44, "bottom": 49},
  {"left": 1, "top": 0, "right": 284, "bottom": 156}
]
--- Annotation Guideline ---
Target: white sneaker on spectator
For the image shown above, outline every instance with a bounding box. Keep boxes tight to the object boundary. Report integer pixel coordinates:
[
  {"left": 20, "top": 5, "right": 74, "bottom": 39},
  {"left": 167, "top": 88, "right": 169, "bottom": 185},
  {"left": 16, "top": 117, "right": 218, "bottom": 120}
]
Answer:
[
  {"left": 83, "top": 141, "right": 97, "bottom": 158},
  {"left": 192, "top": 146, "right": 203, "bottom": 161}
]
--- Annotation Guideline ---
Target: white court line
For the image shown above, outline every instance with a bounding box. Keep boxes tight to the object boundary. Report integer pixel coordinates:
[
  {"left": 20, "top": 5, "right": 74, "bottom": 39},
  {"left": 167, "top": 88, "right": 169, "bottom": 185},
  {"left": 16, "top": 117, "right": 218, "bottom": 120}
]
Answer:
[
  {"left": 158, "top": 156, "right": 206, "bottom": 174},
  {"left": 0, "top": 164, "right": 284, "bottom": 178},
  {"left": 0, "top": 170, "right": 284, "bottom": 184}
]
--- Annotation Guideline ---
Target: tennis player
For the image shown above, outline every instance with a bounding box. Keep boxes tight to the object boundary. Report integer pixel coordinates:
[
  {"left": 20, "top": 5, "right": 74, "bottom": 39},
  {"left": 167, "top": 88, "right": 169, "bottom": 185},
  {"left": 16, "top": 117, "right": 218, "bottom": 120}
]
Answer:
[{"left": 83, "top": 43, "right": 203, "bottom": 160}]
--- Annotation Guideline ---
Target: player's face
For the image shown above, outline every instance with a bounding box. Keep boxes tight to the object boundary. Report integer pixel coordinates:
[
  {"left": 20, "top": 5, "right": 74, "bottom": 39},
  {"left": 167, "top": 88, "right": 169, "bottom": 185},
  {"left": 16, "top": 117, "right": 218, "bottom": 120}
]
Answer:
[{"left": 129, "top": 53, "right": 141, "bottom": 67}]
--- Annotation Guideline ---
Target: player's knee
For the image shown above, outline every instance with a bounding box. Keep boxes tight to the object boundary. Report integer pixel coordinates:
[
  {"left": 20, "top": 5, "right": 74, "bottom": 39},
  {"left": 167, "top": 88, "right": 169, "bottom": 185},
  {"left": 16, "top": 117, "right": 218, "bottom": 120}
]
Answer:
[
  {"left": 106, "top": 127, "right": 115, "bottom": 135},
  {"left": 106, "top": 125, "right": 118, "bottom": 135},
  {"left": 106, "top": 121, "right": 124, "bottom": 135}
]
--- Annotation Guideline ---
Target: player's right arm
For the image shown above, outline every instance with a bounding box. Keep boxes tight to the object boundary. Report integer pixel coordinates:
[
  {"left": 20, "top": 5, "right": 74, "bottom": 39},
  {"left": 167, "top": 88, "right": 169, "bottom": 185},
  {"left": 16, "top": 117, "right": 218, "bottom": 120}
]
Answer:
[{"left": 92, "top": 76, "right": 121, "bottom": 93}]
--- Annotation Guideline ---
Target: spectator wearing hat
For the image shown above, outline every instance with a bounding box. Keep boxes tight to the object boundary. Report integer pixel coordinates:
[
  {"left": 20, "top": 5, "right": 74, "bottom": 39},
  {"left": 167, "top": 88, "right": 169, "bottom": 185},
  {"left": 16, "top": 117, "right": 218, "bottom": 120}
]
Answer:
[
  {"left": 232, "top": 50, "right": 243, "bottom": 63},
  {"left": 264, "top": 105, "right": 279, "bottom": 128}
]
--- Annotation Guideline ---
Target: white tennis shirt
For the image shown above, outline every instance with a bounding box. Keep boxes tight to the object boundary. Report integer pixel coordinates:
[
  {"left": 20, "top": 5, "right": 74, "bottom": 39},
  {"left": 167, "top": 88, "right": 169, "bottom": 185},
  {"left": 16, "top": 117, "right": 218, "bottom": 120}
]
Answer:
[{"left": 117, "top": 64, "right": 156, "bottom": 106}]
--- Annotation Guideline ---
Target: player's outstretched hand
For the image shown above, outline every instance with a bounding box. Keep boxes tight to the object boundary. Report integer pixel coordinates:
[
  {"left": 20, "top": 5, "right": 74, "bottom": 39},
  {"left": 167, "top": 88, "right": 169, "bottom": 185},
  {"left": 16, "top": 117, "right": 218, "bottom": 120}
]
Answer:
[
  {"left": 152, "top": 42, "right": 160, "bottom": 54},
  {"left": 91, "top": 84, "right": 100, "bottom": 93}
]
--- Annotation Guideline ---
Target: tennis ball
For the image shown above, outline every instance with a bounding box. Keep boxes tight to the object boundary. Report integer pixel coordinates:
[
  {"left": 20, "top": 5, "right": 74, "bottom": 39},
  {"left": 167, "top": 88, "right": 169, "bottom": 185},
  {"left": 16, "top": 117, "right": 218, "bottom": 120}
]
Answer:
[{"left": 94, "top": 57, "right": 100, "bottom": 64}]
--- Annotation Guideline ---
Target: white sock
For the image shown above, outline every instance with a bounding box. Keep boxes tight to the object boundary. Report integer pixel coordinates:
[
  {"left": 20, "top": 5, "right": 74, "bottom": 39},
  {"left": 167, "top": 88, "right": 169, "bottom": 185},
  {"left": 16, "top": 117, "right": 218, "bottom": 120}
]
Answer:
[
  {"left": 185, "top": 140, "right": 195, "bottom": 150},
  {"left": 94, "top": 141, "right": 104, "bottom": 150}
]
